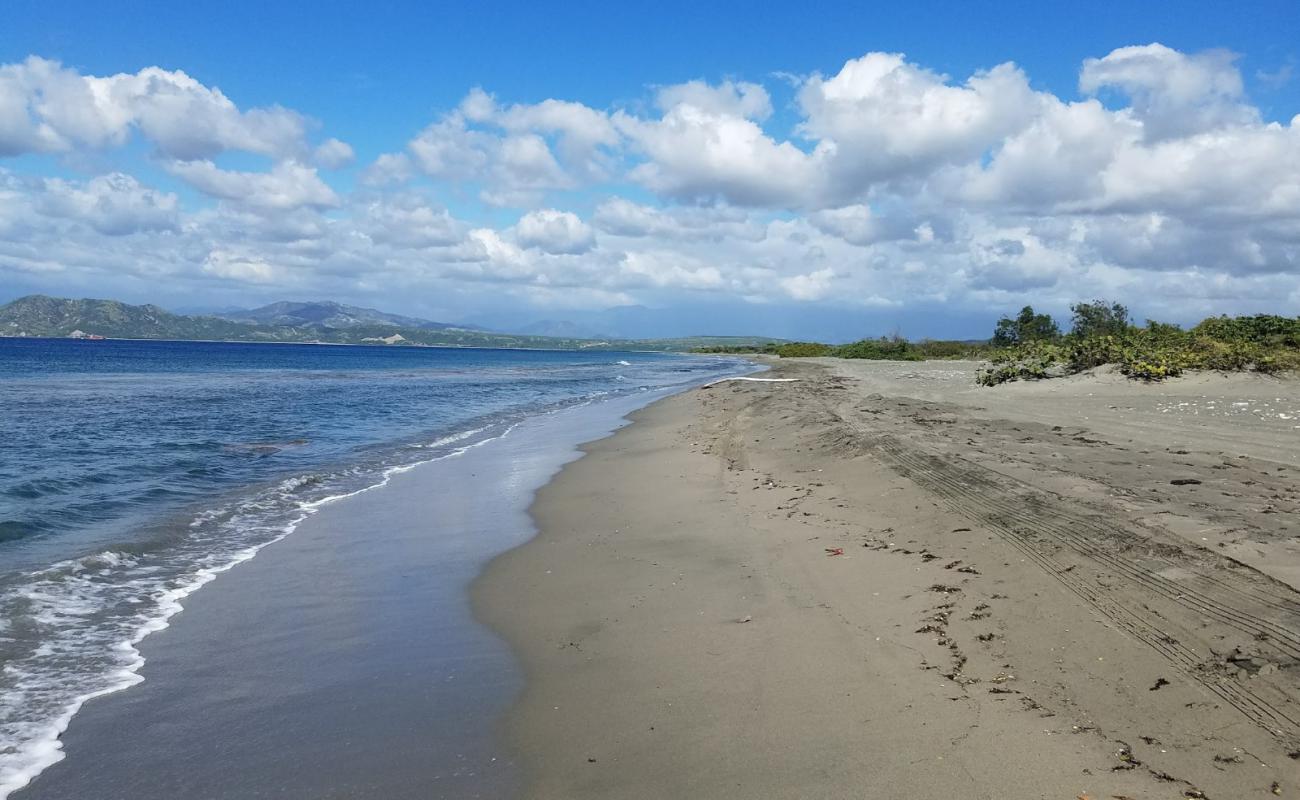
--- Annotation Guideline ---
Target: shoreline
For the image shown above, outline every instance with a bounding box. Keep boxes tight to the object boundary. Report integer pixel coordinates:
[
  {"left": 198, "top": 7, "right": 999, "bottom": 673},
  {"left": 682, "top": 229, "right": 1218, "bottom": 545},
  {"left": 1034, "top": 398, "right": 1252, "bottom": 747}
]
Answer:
[
  {"left": 11, "top": 366, "right": 747, "bottom": 800},
  {"left": 474, "top": 359, "right": 1300, "bottom": 798}
]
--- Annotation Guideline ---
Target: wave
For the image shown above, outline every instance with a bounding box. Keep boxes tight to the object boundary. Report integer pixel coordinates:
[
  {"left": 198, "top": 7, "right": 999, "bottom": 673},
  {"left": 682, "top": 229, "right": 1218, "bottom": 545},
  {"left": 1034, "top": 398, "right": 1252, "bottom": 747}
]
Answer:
[{"left": 0, "top": 422, "right": 520, "bottom": 799}]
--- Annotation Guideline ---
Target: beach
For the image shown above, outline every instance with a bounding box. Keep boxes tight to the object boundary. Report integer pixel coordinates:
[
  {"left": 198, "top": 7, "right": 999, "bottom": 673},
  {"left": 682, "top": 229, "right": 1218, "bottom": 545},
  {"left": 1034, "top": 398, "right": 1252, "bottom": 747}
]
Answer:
[{"left": 475, "top": 359, "right": 1300, "bottom": 799}]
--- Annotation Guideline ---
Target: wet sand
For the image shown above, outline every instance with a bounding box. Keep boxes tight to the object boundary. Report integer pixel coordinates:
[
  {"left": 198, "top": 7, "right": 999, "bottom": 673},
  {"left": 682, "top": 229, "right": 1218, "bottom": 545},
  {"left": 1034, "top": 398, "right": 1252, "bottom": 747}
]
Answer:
[
  {"left": 475, "top": 359, "right": 1300, "bottom": 799},
  {"left": 18, "top": 392, "right": 674, "bottom": 800}
]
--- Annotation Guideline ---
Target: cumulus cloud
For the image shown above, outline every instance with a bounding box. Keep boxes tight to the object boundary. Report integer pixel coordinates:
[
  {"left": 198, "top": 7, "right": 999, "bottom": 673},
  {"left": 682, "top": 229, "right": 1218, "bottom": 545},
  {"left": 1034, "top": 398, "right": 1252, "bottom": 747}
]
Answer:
[
  {"left": 386, "top": 88, "right": 620, "bottom": 204},
  {"left": 616, "top": 102, "right": 819, "bottom": 206},
  {"left": 780, "top": 267, "right": 836, "bottom": 300},
  {"left": 515, "top": 209, "right": 595, "bottom": 254},
  {"left": 202, "top": 248, "right": 279, "bottom": 283},
  {"left": 655, "top": 79, "right": 772, "bottom": 120},
  {"left": 165, "top": 160, "right": 340, "bottom": 211},
  {"left": 406, "top": 115, "right": 491, "bottom": 180},
  {"left": 466, "top": 88, "right": 618, "bottom": 180},
  {"left": 592, "top": 198, "right": 764, "bottom": 242},
  {"left": 359, "top": 194, "right": 465, "bottom": 248},
  {"left": 400, "top": 110, "right": 574, "bottom": 206},
  {"left": 313, "top": 138, "right": 355, "bottom": 169},
  {"left": 0, "top": 56, "right": 313, "bottom": 160},
  {"left": 807, "top": 205, "right": 891, "bottom": 246},
  {"left": 36, "top": 173, "right": 179, "bottom": 235},
  {"left": 617, "top": 250, "right": 726, "bottom": 291},
  {"left": 799, "top": 54, "right": 1040, "bottom": 194},
  {"left": 1080, "top": 43, "right": 1257, "bottom": 139}
]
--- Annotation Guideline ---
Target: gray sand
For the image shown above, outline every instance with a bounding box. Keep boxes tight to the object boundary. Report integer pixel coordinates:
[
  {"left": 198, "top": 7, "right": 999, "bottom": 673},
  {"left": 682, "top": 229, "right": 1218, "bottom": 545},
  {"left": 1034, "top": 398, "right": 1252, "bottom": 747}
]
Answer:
[{"left": 476, "top": 360, "right": 1300, "bottom": 799}]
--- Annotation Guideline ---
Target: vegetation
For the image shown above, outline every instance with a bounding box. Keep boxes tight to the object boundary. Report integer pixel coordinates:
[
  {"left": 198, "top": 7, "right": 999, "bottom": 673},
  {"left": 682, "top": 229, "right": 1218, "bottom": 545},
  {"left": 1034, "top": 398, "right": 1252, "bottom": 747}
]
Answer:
[
  {"left": 992, "top": 306, "right": 1060, "bottom": 346},
  {"left": 696, "top": 334, "right": 991, "bottom": 361},
  {"left": 1068, "top": 299, "right": 1130, "bottom": 339},
  {"left": 696, "top": 299, "right": 1299, "bottom": 386},
  {"left": 976, "top": 300, "right": 1300, "bottom": 386}
]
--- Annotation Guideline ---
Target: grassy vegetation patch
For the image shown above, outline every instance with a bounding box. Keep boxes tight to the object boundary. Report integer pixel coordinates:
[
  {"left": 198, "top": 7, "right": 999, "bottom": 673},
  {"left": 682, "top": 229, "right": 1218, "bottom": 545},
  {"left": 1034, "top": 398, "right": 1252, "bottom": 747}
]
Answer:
[
  {"left": 976, "top": 303, "right": 1300, "bottom": 386},
  {"left": 694, "top": 300, "right": 1300, "bottom": 386}
]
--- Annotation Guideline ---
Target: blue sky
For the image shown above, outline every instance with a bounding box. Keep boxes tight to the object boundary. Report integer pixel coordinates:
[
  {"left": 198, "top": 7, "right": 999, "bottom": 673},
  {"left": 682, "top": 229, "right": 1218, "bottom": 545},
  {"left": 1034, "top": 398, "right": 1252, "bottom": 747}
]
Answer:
[
  {"left": 3, "top": 1, "right": 1300, "bottom": 339},
  {"left": 10, "top": 1, "right": 1299, "bottom": 158}
]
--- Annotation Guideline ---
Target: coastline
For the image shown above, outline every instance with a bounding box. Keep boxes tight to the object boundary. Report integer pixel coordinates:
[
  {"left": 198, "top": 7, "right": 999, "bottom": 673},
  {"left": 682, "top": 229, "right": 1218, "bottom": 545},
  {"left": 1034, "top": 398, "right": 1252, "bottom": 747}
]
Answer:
[{"left": 474, "top": 359, "right": 1300, "bottom": 799}]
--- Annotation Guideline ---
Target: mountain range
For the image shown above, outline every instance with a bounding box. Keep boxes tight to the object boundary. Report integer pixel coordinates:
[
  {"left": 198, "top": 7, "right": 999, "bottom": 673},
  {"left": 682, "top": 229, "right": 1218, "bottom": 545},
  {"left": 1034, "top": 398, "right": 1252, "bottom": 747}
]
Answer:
[
  {"left": 0, "top": 295, "right": 782, "bottom": 352},
  {"left": 215, "top": 301, "right": 479, "bottom": 332}
]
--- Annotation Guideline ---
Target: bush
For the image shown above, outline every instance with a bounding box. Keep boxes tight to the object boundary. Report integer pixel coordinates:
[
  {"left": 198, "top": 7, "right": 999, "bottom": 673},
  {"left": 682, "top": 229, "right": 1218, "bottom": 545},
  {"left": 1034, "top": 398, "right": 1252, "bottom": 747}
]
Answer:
[
  {"left": 1192, "top": 314, "right": 1300, "bottom": 345},
  {"left": 770, "top": 334, "right": 991, "bottom": 362},
  {"left": 976, "top": 341, "right": 1068, "bottom": 385},
  {"left": 775, "top": 341, "right": 834, "bottom": 358},
  {"left": 911, "top": 339, "right": 986, "bottom": 359},
  {"left": 833, "top": 335, "right": 921, "bottom": 360},
  {"left": 979, "top": 306, "right": 1300, "bottom": 386},
  {"left": 992, "top": 306, "right": 1060, "bottom": 346},
  {"left": 1070, "top": 300, "right": 1130, "bottom": 339}
]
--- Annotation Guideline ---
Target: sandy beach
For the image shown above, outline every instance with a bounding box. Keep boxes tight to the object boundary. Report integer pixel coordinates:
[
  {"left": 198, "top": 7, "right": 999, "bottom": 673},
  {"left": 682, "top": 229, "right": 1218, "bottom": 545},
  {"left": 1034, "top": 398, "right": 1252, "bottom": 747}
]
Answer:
[{"left": 475, "top": 359, "right": 1300, "bottom": 799}]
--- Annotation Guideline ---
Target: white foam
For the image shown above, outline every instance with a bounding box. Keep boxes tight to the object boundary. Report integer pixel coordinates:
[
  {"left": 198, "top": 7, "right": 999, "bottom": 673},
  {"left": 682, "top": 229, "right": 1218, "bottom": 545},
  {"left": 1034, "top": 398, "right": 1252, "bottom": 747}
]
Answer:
[{"left": 0, "top": 421, "right": 526, "bottom": 799}]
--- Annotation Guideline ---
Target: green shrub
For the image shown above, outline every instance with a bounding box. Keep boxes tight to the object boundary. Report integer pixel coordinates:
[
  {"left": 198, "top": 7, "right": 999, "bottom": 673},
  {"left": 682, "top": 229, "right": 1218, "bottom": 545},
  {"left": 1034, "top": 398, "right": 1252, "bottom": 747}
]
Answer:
[
  {"left": 1070, "top": 300, "right": 1131, "bottom": 338},
  {"left": 775, "top": 342, "right": 834, "bottom": 358},
  {"left": 992, "top": 306, "right": 1061, "bottom": 346},
  {"left": 1192, "top": 314, "right": 1300, "bottom": 346},
  {"left": 979, "top": 306, "right": 1300, "bottom": 386},
  {"left": 976, "top": 341, "right": 1068, "bottom": 386},
  {"left": 832, "top": 335, "right": 922, "bottom": 360}
]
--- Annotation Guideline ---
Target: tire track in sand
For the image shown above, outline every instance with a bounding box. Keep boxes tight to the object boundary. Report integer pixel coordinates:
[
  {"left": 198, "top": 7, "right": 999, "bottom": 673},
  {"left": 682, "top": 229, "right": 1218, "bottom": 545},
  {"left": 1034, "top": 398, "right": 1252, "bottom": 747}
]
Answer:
[{"left": 817, "top": 396, "right": 1300, "bottom": 745}]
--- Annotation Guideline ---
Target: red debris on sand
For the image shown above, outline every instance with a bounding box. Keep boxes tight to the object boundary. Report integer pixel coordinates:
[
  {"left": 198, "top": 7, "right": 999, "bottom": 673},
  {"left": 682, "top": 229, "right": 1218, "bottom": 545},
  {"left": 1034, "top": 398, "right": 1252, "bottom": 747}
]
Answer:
[{"left": 825, "top": 547, "right": 845, "bottom": 557}]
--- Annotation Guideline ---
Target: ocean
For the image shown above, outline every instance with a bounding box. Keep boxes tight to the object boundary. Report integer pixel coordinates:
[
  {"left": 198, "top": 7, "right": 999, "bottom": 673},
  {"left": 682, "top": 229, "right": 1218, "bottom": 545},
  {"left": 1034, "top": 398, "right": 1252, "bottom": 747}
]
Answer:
[{"left": 0, "top": 338, "right": 750, "bottom": 797}]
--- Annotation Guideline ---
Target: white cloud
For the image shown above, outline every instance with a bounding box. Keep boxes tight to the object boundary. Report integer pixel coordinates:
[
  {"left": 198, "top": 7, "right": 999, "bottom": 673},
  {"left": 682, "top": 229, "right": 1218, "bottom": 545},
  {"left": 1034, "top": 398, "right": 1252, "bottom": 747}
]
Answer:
[
  {"left": 473, "top": 89, "right": 618, "bottom": 180},
  {"left": 400, "top": 108, "right": 576, "bottom": 206},
  {"left": 592, "top": 198, "right": 764, "bottom": 242},
  {"left": 0, "top": 56, "right": 312, "bottom": 160},
  {"left": 202, "top": 248, "right": 279, "bottom": 283},
  {"left": 36, "top": 172, "right": 179, "bottom": 235},
  {"left": 515, "top": 209, "right": 595, "bottom": 254},
  {"left": 780, "top": 267, "right": 836, "bottom": 300},
  {"left": 313, "top": 138, "right": 355, "bottom": 169},
  {"left": 165, "top": 160, "right": 340, "bottom": 211},
  {"left": 361, "top": 152, "right": 414, "bottom": 186},
  {"left": 617, "top": 250, "right": 726, "bottom": 291},
  {"left": 798, "top": 53, "right": 1040, "bottom": 197},
  {"left": 496, "top": 134, "right": 570, "bottom": 190},
  {"left": 655, "top": 79, "right": 772, "bottom": 120},
  {"left": 359, "top": 194, "right": 465, "bottom": 248},
  {"left": 807, "top": 205, "right": 884, "bottom": 245},
  {"left": 1080, "top": 43, "right": 1257, "bottom": 139},
  {"left": 616, "top": 103, "right": 818, "bottom": 206}
]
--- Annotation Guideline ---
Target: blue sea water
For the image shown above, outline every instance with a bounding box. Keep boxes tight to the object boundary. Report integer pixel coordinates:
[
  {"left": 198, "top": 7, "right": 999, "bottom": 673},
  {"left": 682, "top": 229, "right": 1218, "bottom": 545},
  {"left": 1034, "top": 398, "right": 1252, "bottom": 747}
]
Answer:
[{"left": 0, "top": 338, "right": 749, "bottom": 796}]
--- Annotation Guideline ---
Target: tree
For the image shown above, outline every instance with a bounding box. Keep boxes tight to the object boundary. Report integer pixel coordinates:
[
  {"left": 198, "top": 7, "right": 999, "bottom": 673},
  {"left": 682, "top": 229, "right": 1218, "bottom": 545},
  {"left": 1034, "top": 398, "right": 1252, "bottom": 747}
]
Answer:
[
  {"left": 1069, "top": 300, "right": 1130, "bottom": 338},
  {"left": 992, "top": 306, "right": 1060, "bottom": 346}
]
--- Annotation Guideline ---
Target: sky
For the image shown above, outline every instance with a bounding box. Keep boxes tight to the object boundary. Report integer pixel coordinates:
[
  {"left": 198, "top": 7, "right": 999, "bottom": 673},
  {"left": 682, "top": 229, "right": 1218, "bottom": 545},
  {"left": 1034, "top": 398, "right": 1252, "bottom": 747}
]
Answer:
[{"left": 2, "top": 0, "right": 1300, "bottom": 340}]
